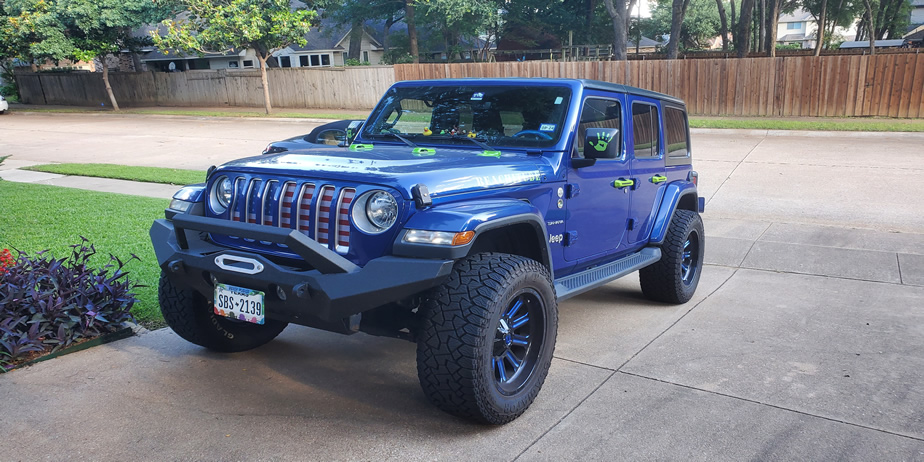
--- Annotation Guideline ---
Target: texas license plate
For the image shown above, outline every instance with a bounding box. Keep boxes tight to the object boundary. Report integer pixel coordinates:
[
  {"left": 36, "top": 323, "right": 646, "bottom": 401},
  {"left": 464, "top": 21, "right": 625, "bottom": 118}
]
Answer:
[{"left": 214, "top": 283, "right": 265, "bottom": 325}]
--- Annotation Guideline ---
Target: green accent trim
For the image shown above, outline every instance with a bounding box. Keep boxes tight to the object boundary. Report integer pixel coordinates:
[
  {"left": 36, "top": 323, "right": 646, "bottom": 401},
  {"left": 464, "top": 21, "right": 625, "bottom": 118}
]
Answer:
[
  {"left": 479, "top": 150, "right": 502, "bottom": 158},
  {"left": 412, "top": 147, "right": 436, "bottom": 156},
  {"left": 612, "top": 179, "right": 635, "bottom": 188},
  {"left": 650, "top": 175, "right": 667, "bottom": 184},
  {"left": 349, "top": 143, "right": 374, "bottom": 151}
]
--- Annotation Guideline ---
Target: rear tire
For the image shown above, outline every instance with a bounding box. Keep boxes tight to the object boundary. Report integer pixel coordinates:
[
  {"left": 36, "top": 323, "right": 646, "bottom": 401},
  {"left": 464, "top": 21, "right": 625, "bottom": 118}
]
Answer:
[
  {"left": 416, "top": 253, "right": 558, "bottom": 424},
  {"left": 639, "top": 209, "right": 704, "bottom": 304},
  {"left": 158, "top": 271, "right": 287, "bottom": 352}
]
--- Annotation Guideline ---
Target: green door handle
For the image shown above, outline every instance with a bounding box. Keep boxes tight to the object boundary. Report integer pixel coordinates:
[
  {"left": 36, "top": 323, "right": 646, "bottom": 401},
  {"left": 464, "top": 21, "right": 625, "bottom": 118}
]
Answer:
[
  {"left": 650, "top": 175, "right": 667, "bottom": 184},
  {"left": 612, "top": 178, "right": 635, "bottom": 189}
]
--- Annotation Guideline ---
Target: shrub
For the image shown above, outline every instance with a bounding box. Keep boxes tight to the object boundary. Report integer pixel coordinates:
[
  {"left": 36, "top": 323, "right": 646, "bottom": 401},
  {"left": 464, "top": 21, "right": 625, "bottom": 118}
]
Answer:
[{"left": 0, "top": 238, "right": 140, "bottom": 370}]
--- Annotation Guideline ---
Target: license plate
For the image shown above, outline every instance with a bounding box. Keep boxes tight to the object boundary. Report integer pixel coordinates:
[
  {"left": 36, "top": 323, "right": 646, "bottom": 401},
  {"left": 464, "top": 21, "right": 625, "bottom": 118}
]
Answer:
[{"left": 214, "top": 283, "right": 265, "bottom": 325}]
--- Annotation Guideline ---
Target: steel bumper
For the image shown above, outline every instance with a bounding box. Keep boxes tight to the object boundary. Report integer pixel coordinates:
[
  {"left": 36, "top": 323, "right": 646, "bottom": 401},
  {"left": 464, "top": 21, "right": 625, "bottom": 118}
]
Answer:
[{"left": 150, "top": 216, "right": 454, "bottom": 325}]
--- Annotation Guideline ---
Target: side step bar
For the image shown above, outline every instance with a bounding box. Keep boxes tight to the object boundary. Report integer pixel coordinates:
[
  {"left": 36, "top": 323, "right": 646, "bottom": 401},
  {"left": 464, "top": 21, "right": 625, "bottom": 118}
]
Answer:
[{"left": 554, "top": 247, "right": 662, "bottom": 301}]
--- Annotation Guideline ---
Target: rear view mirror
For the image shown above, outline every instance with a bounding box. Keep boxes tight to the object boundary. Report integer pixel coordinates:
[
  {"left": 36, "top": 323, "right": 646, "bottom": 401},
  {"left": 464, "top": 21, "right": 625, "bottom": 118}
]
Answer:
[{"left": 584, "top": 128, "right": 620, "bottom": 159}]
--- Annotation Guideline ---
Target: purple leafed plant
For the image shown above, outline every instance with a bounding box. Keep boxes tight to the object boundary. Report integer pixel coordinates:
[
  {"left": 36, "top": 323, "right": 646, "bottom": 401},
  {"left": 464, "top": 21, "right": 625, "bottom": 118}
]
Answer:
[{"left": 0, "top": 237, "right": 140, "bottom": 370}]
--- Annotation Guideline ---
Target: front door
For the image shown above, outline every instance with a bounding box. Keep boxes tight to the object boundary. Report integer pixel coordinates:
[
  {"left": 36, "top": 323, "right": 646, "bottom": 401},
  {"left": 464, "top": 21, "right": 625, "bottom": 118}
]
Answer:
[{"left": 564, "top": 95, "right": 632, "bottom": 262}]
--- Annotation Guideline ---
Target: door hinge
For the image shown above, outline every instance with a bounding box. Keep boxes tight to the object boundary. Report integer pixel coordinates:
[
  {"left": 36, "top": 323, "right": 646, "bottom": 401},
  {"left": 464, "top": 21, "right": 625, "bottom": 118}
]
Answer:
[
  {"left": 566, "top": 183, "right": 581, "bottom": 199},
  {"left": 626, "top": 218, "right": 635, "bottom": 231},
  {"left": 564, "top": 230, "right": 578, "bottom": 246}
]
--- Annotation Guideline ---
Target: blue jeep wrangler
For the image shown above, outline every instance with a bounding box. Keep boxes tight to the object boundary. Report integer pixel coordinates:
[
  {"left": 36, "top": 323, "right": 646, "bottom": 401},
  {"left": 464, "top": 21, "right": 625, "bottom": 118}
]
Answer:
[{"left": 151, "top": 78, "right": 705, "bottom": 424}]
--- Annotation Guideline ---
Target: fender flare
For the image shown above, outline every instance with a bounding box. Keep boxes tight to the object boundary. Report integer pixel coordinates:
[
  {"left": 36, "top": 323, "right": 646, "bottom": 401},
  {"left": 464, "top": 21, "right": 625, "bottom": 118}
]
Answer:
[
  {"left": 392, "top": 199, "right": 552, "bottom": 270},
  {"left": 649, "top": 181, "right": 701, "bottom": 246}
]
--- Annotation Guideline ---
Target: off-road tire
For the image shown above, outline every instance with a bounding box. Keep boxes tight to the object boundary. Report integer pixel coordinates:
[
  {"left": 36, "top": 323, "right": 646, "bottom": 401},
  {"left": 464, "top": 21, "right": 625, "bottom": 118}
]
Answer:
[
  {"left": 639, "top": 209, "right": 704, "bottom": 304},
  {"left": 158, "top": 271, "right": 288, "bottom": 352},
  {"left": 416, "top": 253, "right": 558, "bottom": 424}
]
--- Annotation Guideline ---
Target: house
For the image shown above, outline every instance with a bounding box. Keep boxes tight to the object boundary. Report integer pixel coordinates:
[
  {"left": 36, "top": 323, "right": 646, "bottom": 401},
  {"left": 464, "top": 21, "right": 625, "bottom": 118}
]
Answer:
[
  {"left": 911, "top": 0, "right": 924, "bottom": 27},
  {"left": 776, "top": 8, "right": 857, "bottom": 49},
  {"left": 777, "top": 9, "right": 817, "bottom": 49},
  {"left": 273, "top": 19, "right": 389, "bottom": 67}
]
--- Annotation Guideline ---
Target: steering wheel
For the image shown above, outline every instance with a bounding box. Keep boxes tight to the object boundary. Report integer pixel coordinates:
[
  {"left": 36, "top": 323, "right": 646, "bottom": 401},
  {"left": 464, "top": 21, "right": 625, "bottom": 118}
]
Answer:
[{"left": 512, "top": 130, "right": 553, "bottom": 140}]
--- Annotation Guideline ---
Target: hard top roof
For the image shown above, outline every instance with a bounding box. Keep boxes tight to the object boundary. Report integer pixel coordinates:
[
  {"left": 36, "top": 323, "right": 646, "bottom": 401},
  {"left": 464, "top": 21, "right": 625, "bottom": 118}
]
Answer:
[{"left": 392, "top": 78, "right": 686, "bottom": 107}]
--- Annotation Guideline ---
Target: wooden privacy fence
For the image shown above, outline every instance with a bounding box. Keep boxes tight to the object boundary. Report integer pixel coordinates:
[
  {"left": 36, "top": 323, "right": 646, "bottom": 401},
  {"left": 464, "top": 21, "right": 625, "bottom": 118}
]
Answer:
[
  {"left": 16, "top": 66, "right": 395, "bottom": 110},
  {"left": 395, "top": 54, "right": 924, "bottom": 118},
  {"left": 15, "top": 55, "right": 924, "bottom": 117}
]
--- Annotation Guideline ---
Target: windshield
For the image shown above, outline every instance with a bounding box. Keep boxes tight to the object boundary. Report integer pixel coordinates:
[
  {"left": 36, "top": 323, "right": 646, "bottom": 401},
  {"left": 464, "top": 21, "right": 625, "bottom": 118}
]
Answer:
[{"left": 361, "top": 85, "right": 572, "bottom": 149}]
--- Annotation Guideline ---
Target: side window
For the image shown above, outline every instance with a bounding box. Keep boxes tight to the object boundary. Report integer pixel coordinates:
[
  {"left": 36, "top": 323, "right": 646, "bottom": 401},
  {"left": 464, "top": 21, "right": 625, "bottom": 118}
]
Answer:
[
  {"left": 576, "top": 98, "right": 621, "bottom": 157},
  {"left": 631, "top": 103, "right": 660, "bottom": 158},
  {"left": 664, "top": 106, "right": 690, "bottom": 159}
]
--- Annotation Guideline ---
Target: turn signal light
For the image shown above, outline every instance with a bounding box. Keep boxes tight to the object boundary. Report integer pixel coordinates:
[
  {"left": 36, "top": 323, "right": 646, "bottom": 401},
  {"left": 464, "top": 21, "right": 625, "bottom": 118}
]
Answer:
[{"left": 451, "top": 231, "right": 475, "bottom": 246}]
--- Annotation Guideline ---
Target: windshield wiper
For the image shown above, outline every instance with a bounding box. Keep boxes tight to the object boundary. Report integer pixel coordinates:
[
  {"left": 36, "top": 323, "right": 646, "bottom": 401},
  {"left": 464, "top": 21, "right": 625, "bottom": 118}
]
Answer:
[
  {"left": 373, "top": 132, "right": 416, "bottom": 147},
  {"left": 448, "top": 134, "right": 493, "bottom": 151}
]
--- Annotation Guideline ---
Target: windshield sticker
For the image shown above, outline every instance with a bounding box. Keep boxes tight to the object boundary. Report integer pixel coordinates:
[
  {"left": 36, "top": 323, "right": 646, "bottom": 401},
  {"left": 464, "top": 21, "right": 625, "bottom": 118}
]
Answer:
[
  {"left": 471, "top": 92, "right": 484, "bottom": 101},
  {"left": 539, "top": 123, "right": 556, "bottom": 132},
  {"left": 554, "top": 96, "right": 563, "bottom": 105},
  {"left": 348, "top": 120, "right": 362, "bottom": 129}
]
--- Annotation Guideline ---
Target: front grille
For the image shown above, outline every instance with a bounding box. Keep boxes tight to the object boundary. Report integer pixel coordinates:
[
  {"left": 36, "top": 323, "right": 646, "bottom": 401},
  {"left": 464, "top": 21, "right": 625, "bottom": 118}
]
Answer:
[{"left": 219, "top": 176, "right": 357, "bottom": 255}]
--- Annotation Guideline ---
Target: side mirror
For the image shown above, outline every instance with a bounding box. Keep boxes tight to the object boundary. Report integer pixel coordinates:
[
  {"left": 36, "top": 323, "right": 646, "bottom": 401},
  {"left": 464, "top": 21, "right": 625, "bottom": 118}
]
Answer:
[{"left": 584, "top": 128, "right": 620, "bottom": 159}]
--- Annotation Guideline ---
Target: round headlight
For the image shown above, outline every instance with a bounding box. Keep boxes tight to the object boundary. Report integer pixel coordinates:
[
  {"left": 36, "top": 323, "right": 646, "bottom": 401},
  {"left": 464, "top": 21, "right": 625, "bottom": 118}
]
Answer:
[
  {"left": 352, "top": 190, "right": 399, "bottom": 234},
  {"left": 217, "top": 177, "right": 233, "bottom": 207},
  {"left": 210, "top": 176, "right": 233, "bottom": 214},
  {"left": 366, "top": 191, "right": 398, "bottom": 229}
]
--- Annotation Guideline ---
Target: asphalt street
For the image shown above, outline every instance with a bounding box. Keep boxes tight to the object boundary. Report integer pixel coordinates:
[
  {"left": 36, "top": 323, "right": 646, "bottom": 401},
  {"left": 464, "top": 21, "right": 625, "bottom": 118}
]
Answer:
[{"left": 1, "top": 112, "right": 922, "bottom": 460}]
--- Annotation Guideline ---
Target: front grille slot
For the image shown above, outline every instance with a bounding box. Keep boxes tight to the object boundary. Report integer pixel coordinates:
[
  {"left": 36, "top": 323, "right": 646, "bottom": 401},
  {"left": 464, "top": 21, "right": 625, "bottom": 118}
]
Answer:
[{"left": 217, "top": 176, "right": 355, "bottom": 255}]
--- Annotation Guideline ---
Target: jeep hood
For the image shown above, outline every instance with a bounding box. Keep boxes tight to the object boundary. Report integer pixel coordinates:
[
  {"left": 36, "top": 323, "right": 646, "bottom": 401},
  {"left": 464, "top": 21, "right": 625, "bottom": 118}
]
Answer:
[{"left": 217, "top": 145, "right": 559, "bottom": 199}]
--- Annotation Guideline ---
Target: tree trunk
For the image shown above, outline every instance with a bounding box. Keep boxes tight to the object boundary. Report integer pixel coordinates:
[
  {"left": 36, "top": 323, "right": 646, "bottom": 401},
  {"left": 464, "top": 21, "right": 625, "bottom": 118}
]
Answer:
[
  {"left": 101, "top": 56, "right": 120, "bottom": 111},
  {"left": 730, "top": 0, "right": 738, "bottom": 45},
  {"left": 863, "top": 0, "right": 876, "bottom": 55},
  {"left": 666, "top": 0, "right": 691, "bottom": 58},
  {"left": 258, "top": 54, "right": 272, "bottom": 114},
  {"left": 716, "top": 0, "right": 730, "bottom": 51},
  {"left": 766, "top": 0, "right": 780, "bottom": 56},
  {"left": 736, "top": 0, "right": 755, "bottom": 58},
  {"left": 758, "top": 0, "right": 766, "bottom": 53},
  {"left": 349, "top": 20, "right": 364, "bottom": 62},
  {"left": 406, "top": 0, "right": 419, "bottom": 63},
  {"left": 813, "top": 0, "right": 827, "bottom": 56},
  {"left": 603, "top": 0, "right": 628, "bottom": 60},
  {"left": 626, "top": 0, "right": 637, "bottom": 30}
]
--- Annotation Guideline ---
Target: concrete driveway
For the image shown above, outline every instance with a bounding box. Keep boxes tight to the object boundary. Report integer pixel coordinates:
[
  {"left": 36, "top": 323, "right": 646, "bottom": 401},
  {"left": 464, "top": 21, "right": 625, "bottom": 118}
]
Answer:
[{"left": 1, "top": 113, "right": 923, "bottom": 460}]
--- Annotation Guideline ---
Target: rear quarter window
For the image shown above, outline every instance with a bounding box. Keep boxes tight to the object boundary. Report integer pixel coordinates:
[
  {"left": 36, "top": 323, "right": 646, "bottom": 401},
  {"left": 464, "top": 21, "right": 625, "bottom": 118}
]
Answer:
[{"left": 664, "top": 105, "right": 692, "bottom": 166}]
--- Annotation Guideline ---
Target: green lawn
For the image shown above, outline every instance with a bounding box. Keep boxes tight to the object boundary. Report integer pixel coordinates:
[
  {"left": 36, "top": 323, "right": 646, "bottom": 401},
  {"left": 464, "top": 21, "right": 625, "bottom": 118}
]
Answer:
[
  {"left": 0, "top": 181, "right": 168, "bottom": 328},
  {"left": 688, "top": 117, "right": 924, "bottom": 132},
  {"left": 24, "top": 163, "right": 205, "bottom": 186}
]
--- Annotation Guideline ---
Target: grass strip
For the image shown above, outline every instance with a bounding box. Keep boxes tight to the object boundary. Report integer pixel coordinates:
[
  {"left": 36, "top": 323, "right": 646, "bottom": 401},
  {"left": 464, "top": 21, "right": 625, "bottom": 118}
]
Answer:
[
  {"left": 689, "top": 117, "right": 924, "bottom": 132},
  {"left": 0, "top": 181, "right": 168, "bottom": 328},
  {"left": 23, "top": 163, "right": 205, "bottom": 186}
]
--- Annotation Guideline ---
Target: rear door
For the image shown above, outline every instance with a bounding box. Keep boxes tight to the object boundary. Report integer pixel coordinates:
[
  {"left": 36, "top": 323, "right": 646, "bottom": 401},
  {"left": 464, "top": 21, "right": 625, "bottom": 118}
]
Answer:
[{"left": 625, "top": 97, "right": 666, "bottom": 245}]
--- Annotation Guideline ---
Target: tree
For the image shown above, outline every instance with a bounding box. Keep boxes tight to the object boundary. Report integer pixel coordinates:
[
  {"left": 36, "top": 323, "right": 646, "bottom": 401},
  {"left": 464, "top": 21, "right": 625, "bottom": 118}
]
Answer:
[
  {"left": 417, "top": 0, "right": 500, "bottom": 61},
  {"left": 55, "top": 0, "right": 175, "bottom": 111},
  {"left": 715, "top": 0, "right": 730, "bottom": 50},
  {"left": 154, "top": 0, "right": 316, "bottom": 114},
  {"left": 602, "top": 0, "right": 629, "bottom": 60},
  {"left": 736, "top": 0, "right": 755, "bottom": 57},
  {"left": 666, "top": 0, "right": 692, "bottom": 58},
  {"left": 1, "top": 0, "right": 75, "bottom": 71},
  {"left": 645, "top": 0, "right": 720, "bottom": 52}
]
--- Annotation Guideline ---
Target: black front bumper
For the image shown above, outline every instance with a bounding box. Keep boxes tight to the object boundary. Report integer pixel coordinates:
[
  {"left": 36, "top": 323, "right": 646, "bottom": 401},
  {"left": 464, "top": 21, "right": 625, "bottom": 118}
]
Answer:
[{"left": 150, "top": 216, "right": 454, "bottom": 329}]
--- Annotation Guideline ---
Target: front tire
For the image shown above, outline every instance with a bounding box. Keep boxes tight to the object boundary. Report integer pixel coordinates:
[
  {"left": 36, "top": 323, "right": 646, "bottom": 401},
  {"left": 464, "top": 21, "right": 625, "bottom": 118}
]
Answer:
[
  {"left": 158, "top": 271, "right": 288, "bottom": 352},
  {"left": 639, "top": 209, "right": 704, "bottom": 304},
  {"left": 416, "top": 253, "right": 558, "bottom": 424}
]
